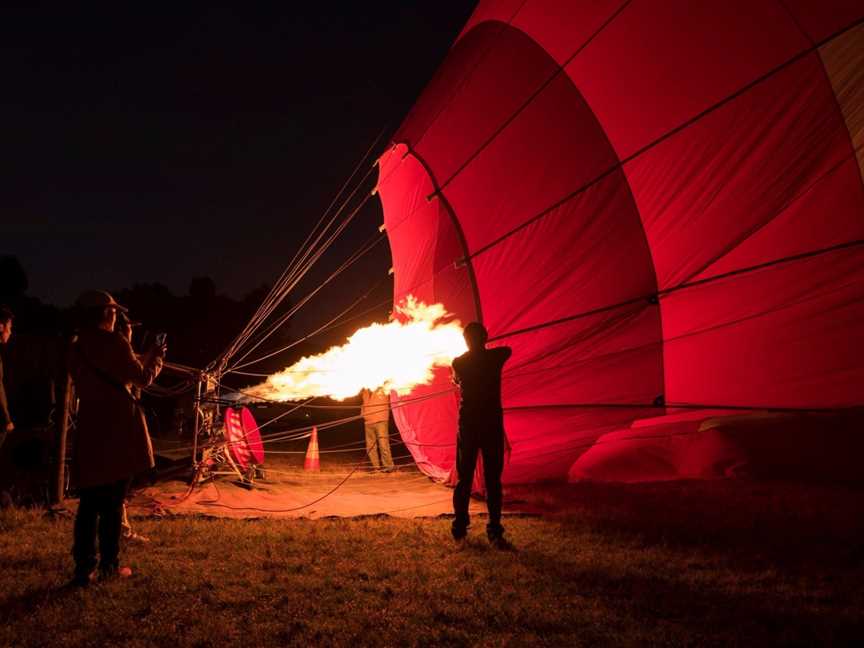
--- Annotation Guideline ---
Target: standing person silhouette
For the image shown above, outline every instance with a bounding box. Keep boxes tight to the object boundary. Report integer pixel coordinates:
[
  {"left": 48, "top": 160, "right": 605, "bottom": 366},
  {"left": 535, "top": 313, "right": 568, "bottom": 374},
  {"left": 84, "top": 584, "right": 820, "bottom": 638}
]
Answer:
[
  {"left": 451, "top": 322, "right": 512, "bottom": 547},
  {"left": 69, "top": 290, "right": 164, "bottom": 585}
]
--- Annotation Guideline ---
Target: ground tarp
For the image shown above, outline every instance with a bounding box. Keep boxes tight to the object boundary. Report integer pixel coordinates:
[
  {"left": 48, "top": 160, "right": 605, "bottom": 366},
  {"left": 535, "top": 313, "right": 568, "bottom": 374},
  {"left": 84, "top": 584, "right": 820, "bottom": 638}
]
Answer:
[{"left": 135, "top": 465, "right": 486, "bottom": 520}]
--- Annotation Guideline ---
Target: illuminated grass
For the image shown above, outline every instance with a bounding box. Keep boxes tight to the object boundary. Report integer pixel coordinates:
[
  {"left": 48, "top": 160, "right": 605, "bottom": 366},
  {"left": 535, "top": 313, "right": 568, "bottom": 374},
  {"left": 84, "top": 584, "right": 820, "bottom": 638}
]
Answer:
[{"left": 0, "top": 480, "right": 862, "bottom": 647}]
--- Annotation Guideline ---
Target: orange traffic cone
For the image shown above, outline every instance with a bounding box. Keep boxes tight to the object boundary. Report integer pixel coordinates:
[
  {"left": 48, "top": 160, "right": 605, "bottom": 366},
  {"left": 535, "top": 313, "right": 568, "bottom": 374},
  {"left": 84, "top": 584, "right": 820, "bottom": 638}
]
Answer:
[{"left": 304, "top": 426, "right": 320, "bottom": 472}]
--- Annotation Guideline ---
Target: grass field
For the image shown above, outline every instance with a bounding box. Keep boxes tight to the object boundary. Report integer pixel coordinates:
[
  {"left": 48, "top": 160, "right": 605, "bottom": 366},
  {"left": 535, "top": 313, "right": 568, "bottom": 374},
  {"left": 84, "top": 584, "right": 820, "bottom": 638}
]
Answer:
[{"left": 1, "top": 478, "right": 862, "bottom": 647}]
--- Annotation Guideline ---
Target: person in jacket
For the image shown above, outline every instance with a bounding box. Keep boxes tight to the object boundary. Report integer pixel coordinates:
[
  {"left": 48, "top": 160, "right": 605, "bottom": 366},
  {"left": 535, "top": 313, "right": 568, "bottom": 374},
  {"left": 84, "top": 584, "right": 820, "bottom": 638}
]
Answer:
[
  {"left": 0, "top": 306, "right": 13, "bottom": 454},
  {"left": 450, "top": 322, "right": 512, "bottom": 547},
  {"left": 360, "top": 386, "right": 394, "bottom": 472},
  {"left": 69, "top": 290, "right": 164, "bottom": 585}
]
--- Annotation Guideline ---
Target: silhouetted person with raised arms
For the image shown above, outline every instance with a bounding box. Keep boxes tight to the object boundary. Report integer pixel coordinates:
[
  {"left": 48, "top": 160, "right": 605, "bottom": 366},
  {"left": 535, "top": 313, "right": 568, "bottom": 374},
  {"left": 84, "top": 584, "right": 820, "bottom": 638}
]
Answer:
[{"left": 451, "top": 321, "right": 512, "bottom": 547}]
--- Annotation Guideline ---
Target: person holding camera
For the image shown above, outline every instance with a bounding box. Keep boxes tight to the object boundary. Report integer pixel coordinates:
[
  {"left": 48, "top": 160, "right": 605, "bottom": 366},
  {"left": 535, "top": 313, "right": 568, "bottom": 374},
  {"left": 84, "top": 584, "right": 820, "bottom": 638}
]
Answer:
[{"left": 69, "top": 290, "right": 165, "bottom": 585}]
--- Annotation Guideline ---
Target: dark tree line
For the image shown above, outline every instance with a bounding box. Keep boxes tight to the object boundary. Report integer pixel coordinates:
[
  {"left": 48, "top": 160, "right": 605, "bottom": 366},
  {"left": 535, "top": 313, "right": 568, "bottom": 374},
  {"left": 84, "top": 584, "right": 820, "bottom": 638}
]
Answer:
[{"left": 0, "top": 255, "right": 282, "bottom": 429}]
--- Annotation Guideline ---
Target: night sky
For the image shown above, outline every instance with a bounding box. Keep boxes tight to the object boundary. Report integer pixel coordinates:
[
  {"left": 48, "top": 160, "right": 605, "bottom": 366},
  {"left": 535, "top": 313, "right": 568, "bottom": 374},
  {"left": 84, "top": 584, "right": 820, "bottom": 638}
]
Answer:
[{"left": 2, "top": 2, "right": 477, "bottom": 328}]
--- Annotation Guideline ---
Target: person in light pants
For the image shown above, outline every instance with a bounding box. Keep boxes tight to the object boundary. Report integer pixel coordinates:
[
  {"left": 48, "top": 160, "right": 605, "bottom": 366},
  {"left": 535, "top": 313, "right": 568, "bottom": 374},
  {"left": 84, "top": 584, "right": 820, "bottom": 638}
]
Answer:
[{"left": 361, "top": 387, "right": 394, "bottom": 472}]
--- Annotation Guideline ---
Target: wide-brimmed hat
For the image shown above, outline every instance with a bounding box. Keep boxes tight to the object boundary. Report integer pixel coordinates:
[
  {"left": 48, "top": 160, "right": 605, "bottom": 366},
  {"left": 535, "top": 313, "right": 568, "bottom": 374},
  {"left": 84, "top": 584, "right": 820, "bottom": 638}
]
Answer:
[
  {"left": 76, "top": 290, "right": 128, "bottom": 313},
  {"left": 116, "top": 310, "right": 141, "bottom": 327}
]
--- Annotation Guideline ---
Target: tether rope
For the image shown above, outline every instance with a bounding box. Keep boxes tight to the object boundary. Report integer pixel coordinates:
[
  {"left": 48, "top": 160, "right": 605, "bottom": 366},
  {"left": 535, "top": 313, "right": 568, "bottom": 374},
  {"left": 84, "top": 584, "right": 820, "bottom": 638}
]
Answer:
[
  {"left": 226, "top": 227, "right": 384, "bottom": 371},
  {"left": 228, "top": 274, "right": 390, "bottom": 372},
  {"left": 222, "top": 130, "right": 384, "bottom": 357},
  {"left": 226, "top": 191, "right": 378, "bottom": 366},
  {"left": 216, "top": 126, "right": 389, "bottom": 369}
]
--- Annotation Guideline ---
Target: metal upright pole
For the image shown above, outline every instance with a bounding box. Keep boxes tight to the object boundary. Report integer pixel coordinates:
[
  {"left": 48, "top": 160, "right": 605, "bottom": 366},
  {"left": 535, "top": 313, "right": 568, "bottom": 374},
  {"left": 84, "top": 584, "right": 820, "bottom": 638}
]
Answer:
[
  {"left": 51, "top": 335, "right": 73, "bottom": 507},
  {"left": 52, "top": 371, "right": 72, "bottom": 506},
  {"left": 191, "top": 375, "right": 203, "bottom": 470}
]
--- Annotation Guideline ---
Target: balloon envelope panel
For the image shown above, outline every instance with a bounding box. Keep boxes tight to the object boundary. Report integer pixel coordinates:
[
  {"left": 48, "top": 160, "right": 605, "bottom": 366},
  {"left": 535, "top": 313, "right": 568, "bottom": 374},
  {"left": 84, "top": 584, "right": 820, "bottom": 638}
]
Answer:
[{"left": 378, "top": 1, "right": 864, "bottom": 483}]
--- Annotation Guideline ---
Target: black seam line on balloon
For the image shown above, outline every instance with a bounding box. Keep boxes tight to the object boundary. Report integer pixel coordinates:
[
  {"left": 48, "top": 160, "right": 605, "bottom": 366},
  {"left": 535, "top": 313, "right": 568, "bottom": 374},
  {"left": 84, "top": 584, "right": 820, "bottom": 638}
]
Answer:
[
  {"left": 777, "top": 0, "right": 864, "bottom": 212},
  {"left": 428, "top": 0, "right": 634, "bottom": 200},
  {"left": 565, "top": 2, "right": 663, "bottom": 404},
  {"left": 775, "top": 0, "right": 817, "bottom": 47},
  {"left": 375, "top": 0, "right": 628, "bottom": 202},
  {"left": 405, "top": 0, "right": 531, "bottom": 155},
  {"left": 813, "top": 22, "right": 864, "bottom": 200},
  {"left": 661, "top": 238, "right": 864, "bottom": 296},
  {"left": 500, "top": 269, "right": 850, "bottom": 383},
  {"left": 460, "top": 14, "right": 864, "bottom": 263},
  {"left": 504, "top": 402, "right": 849, "bottom": 414},
  {"left": 400, "top": 145, "right": 484, "bottom": 324},
  {"left": 489, "top": 238, "right": 864, "bottom": 343},
  {"left": 671, "top": 135, "right": 864, "bottom": 290},
  {"left": 489, "top": 296, "right": 649, "bottom": 343}
]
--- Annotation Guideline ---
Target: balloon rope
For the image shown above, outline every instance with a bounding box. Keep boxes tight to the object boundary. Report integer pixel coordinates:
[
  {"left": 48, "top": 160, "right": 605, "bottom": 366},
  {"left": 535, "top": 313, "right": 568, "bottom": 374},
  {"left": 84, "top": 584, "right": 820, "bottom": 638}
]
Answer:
[
  {"left": 224, "top": 189, "right": 377, "bottom": 368},
  {"left": 226, "top": 227, "right": 384, "bottom": 370},
  {"left": 227, "top": 274, "right": 390, "bottom": 372},
  {"left": 216, "top": 126, "right": 388, "bottom": 368}
]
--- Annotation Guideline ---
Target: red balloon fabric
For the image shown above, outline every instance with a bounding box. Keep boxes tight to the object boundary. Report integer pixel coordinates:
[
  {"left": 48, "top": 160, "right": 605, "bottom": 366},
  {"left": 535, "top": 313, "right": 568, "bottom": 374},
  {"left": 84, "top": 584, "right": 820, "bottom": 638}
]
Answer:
[
  {"left": 224, "top": 407, "right": 264, "bottom": 471},
  {"left": 377, "top": 1, "right": 864, "bottom": 484}
]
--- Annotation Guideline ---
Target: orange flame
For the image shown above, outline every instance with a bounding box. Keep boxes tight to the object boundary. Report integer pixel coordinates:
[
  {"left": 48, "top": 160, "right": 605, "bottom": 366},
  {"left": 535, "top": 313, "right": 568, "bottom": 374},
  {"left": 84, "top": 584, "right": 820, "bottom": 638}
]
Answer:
[{"left": 245, "top": 296, "right": 466, "bottom": 401}]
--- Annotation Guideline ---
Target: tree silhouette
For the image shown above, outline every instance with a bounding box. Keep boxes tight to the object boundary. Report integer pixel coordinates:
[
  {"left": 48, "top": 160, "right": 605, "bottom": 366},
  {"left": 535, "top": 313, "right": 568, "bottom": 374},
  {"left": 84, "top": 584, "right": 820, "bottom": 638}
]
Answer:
[
  {"left": 188, "top": 276, "right": 216, "bottom": 302},
  {"left": 0, "top": 255, "right": 28, "bottom": 299}
]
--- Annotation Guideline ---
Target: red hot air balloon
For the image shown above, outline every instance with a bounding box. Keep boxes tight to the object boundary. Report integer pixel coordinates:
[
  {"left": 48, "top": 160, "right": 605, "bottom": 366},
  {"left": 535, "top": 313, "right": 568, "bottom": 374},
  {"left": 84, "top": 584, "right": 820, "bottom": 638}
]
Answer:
[{"left": 376, "top": 1, "right": 864, "bottom": 484}]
